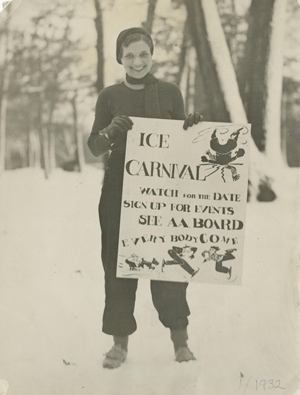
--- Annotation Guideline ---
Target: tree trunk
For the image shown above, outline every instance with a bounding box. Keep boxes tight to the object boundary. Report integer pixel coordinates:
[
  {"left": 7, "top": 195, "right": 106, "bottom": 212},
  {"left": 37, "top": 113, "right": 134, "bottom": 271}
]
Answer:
[
  {"left": 194, "top": 62, "right": 213, "bottom": 121},
  {"left": 26, "top": 105, "right": 31, "bottom": 167},
  {"left": 71, "top": 93, "right": 85, "bottom": 172},
  {"left": 94, "top": 0, "right": 105, "bottom": 93},
  {"left": 281, "top": 90, "right": 288, "bottom": 164},
  {"left": 228, "top": 0, "right": 238, "bottom": 68},
  {"left": 48, "top": 101, "right": 56, "bottom": 172},
  {"left": 28, "top": 128, "right": 40, "bottom": 167},
  {"left": 0, "top": 15, "right": 11, "bottom": 175},
  {"left": 0, "top": 77, "right": 8, "bottom": 174},
  {"left": 142, "top": 0, "right": 158, "bottom": 34},
  {"left": 242, "top": 0, "right": 287, "bottom": 168},
  {"left": 38, "top": 92, "right": 50, "bottom": 179},
  {"left": 48, "top": 125, "right": 56, "bottom": 172},
  {"left": 184, "top": 63, "right": 191, "bottom": 114},
  {"left": 185, "top": 0, "right": 232, "bottom": 122},
  {"left": 0, "top": 1, "right": 23, "bottom": 172},
  {"left": 184, "top": 0, "right": 279, "bottom": 201},
  {"left": 186, "top": 49, "right": 196, "bottom": 114},
  {"left": 175, "top": 19, "right": 189, "bottom": 87},
  {"left": 262, "top": 0, "right": 287, "bottom": 167}
]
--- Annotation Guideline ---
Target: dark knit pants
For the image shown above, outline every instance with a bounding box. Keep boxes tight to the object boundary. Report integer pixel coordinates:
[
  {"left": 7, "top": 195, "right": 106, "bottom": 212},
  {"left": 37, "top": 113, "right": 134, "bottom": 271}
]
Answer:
[{"left": 99, "top": 156, "right": 190, "bottom": 336}]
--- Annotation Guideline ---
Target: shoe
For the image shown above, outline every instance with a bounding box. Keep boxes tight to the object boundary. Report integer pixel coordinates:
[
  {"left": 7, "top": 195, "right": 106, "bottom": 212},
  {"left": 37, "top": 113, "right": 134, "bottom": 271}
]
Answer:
[
  {"left": 103, "top": 344, "right": 127, "bottom": 369},
  {"left": 228, "top": 267, "right": 232, "bottom": 280},
  {"left": 191, "top": 267, "right": 200, "bottom": 278},
  {"left": 175, "top": 347, "right": 196, "bottom": 362}
]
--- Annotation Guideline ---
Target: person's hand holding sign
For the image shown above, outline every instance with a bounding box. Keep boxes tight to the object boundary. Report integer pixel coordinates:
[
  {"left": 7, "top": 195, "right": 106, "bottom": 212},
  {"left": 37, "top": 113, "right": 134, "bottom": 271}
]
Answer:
[
  {"left": 183, "top": 112, "right": 203, "bottom": 130},
  {"left": 105, "top": 115, "right": 134, "bottom": 142}
]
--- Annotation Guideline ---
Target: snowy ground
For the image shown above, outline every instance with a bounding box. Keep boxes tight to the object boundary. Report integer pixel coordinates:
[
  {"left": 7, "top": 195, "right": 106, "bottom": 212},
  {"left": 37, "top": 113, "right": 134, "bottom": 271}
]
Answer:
[{"left": 0, "top": 167, "right": 300, "bottom": 395}]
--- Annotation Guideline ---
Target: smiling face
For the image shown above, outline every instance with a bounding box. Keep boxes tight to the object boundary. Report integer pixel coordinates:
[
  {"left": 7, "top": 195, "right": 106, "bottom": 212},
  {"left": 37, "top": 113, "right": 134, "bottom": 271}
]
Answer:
[{"left": 121, "top": 40, "right": 152, "bottom": 79}]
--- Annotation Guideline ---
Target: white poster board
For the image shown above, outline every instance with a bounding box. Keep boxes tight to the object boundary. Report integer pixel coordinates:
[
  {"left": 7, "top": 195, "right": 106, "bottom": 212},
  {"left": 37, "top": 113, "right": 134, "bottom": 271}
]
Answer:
[{"left": 117, "top": 118, "right": 251, "bottom": 285}]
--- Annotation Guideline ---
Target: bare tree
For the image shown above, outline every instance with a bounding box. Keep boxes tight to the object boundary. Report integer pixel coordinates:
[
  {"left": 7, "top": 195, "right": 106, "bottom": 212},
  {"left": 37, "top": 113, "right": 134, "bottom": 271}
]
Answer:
[
  {"left": 194, "top": 57, "right": 213, "bottom": 121},
  {"left": 242, "top": 0, "right": 287, "bottom": 169},
  {"left": 184, "top": 0, "right": 232, "bottom": 122},
  {"left": 0, "top": 28, "right": 10, "bottom": 175},
  {"left": 94, "top": 0, "right": 105, "bottom": 93},
  {"left": 37, "top": 90, "right": 51, "bottom": 179},
  {"left": 174, "top": 19, "right": 189, "bottom": 87},
  {"left": 0, "top": 3, "right": 13, "bottom": 175},
  {"left": 48, "top": 100, "right": 56, "bottom": 172},
  {"left": 142, "top": 0, "right": 158, "bottom": 34},
  {"left": 184, "top": 0, "right": 279, "bottom": 200},
  {"left": 71, "top": 91, "right": 85, "bottom": 172}
]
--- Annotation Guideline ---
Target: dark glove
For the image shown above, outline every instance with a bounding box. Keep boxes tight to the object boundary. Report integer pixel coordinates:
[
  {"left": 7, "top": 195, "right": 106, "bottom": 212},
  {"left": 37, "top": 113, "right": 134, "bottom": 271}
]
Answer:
[
  {"left": 105, "top": 115, "right": 133, "bottom": 142},
  {"left": 183, "top": 112, "right": 203, "bottom": 130}
]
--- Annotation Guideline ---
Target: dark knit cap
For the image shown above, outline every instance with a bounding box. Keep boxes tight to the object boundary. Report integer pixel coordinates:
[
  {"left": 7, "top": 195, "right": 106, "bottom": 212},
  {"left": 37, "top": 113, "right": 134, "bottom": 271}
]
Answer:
[{"left": 116, "top": 27, "right": 154, "bottom": 64}]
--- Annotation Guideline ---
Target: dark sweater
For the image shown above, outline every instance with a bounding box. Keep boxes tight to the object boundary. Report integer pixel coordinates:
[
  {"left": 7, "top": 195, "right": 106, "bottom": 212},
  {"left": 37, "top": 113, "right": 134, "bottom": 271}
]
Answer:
[{"left": 88, "top": 80, "right": 186, "bottom": 157}]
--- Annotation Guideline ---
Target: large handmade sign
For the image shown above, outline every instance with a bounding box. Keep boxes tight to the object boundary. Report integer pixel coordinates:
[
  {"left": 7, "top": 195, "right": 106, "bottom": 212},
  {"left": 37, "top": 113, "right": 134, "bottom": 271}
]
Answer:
[{"left": 117, "top": 118, "right": 251, "bottom": 285}]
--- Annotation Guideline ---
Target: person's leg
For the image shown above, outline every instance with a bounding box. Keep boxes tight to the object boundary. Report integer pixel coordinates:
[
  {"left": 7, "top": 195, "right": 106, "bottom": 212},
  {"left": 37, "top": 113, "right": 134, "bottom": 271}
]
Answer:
[
  {"left": 170, "top": 328, "right": 196, "bottom": 362},
  {"left": 150, "top": 280, "right": 196, "bottom": 362},
  {"left": 150, "top": 280, "right": 190, "bottom": 329},
  {"left": 100, "top": 219, "right": 137, "bottom": 367},
  {"left": 102, "top": 274, "right": 138, "bottom": 336},
  {"left": 102, "top": 334, "right": 130, "bottom": 369},
  {"left": 99, "top": 180, "right": 138, "bottom": 336},
  {"left": 99, "top": 172, "right": 138, "bottom": 368},
  {"left": 215, "top": 260, "right": 229, "bottom": 274}
]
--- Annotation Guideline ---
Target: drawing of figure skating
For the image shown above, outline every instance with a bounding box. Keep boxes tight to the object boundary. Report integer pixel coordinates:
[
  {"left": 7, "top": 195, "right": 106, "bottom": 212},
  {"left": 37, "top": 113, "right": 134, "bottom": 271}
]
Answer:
[
  {"left": 201, "top": 246, "right": 236, "bottom": 280},
  {"left": 163, "top": 246, "right": 199, "bottom": 278}
]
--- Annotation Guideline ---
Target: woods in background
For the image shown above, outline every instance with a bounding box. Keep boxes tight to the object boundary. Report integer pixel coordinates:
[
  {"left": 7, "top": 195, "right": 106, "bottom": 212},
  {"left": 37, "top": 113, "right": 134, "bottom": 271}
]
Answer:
[{"left": 0, "top": 0, "right": 299, "bottom": 200}]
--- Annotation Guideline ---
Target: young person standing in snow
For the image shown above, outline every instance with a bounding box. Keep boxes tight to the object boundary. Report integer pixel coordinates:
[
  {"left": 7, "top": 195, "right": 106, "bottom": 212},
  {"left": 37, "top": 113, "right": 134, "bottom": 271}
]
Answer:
[{"left": 88, "top": 27, "right": 202, "bottom": 369}]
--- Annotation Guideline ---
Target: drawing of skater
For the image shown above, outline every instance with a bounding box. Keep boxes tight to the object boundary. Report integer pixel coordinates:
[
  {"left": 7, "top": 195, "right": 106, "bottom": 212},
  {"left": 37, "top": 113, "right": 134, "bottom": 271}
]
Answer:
[
  {"left": 202, "top": 246, "right": 236, "bottom": 279},
  {"left": 163, "top": 246, "right": 199, "bottom": 277}
]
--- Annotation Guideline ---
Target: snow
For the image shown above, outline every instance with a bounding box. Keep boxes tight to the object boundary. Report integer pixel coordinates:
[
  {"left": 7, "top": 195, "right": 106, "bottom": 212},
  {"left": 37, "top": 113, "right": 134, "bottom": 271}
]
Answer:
[{"left": 0, "top": 167, "right": 300, "bottom": 395}]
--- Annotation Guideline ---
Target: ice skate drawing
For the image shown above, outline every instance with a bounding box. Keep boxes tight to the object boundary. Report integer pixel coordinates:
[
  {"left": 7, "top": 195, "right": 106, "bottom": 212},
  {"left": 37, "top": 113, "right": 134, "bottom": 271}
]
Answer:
[
  {"left": 202, "top": 246, "right": 236, "bottom": 280},
  {"left": 194, "top": 127, "right": 246, "bottom": 182},
  {"left": 163, "top": 245, "right": 199, "bottom": 277}
]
